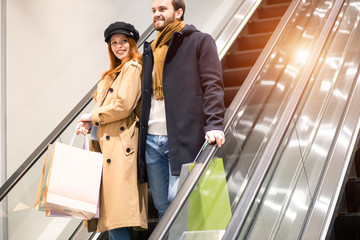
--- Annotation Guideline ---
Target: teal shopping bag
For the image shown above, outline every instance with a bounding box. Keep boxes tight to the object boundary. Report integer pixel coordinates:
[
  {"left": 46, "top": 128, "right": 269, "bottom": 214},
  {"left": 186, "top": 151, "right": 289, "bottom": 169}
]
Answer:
[{"left": 188, "top": 157, "right": 232, "bottom": 231}]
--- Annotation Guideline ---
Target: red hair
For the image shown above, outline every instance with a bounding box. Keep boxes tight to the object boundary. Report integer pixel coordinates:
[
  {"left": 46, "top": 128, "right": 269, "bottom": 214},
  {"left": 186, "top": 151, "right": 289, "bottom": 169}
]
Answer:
[
  {"left": 101, "top": 36, "right": 142, "bottom": 78},
  {"left": 94, "top": 36, "right": 142, "bottom": 101}
]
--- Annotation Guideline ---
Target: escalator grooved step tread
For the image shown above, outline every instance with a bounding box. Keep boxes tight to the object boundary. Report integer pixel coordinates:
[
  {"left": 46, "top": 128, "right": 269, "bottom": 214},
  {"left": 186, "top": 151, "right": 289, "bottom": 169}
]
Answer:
[
  {"left": 354, "top": 148, "right": 360, "bottom": 176},
  {"left": 247, "top": 17, "right": 282, "bottom": 34},
  {"left": 224, "top": 86, "right": 241, "bottom": 108},
  {"left": 222, "top": 67, "right": 252, "bottom": 88},
  {"left": 129, "top": 221, "right": 159, "bottom": 240},
  {"left": 334, "top": 213, "right": 360, "bottom": 240},
  {"left": 266, "top": 0, "right": 292, "bottom": 5},
  {"left": 257, "top": 3, "right": 291, "bottom": 19},
  {"left": 250, "top": 16, "right": 283, "bottom": 22},
  {"left": 231, "top": 32, "right": 273, "bottom": 51},
  {"left": 345, "top": 178, "right": 360, "bottom": 212},
  {"left": 222, "top": 49, "right": 262, "bottom": 69}
]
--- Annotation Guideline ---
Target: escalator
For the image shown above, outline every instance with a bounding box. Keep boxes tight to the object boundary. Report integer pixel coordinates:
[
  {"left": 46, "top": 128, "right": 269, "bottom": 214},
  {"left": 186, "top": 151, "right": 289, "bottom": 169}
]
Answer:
[
  {"left": 149, "top": 0, "right": 360, "bottom": 239},
  {"left": 222, "top": 0, "right": 292, "bottom": 108},
  {"left": 2, "top": 0, "right": 360, "bottom": 239}
]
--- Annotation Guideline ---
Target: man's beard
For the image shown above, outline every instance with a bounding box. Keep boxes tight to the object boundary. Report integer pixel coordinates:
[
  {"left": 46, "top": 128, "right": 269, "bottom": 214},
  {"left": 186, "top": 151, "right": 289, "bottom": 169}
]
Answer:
[{"left": 153, "top": 14, "right": 176, "bottom": 31}]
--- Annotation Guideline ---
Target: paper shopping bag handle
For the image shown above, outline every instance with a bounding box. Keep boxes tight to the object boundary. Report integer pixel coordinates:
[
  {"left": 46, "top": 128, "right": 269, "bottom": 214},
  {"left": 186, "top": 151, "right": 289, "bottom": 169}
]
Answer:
[{"left": 69, "top": 133, "right": 90, "bottom": 150}]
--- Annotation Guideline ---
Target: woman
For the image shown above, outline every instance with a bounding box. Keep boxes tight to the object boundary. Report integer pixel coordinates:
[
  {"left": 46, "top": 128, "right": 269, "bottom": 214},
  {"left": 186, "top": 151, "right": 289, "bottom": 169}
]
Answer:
[{"left": 76, "top": 21, "right": 147, "bottom": 240}]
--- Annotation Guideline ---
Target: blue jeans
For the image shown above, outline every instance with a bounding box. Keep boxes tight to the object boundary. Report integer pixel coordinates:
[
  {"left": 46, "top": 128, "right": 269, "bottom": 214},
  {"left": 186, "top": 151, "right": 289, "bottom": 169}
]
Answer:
[
  {"left": 145, "top": 134, "right": 180, "bottom": 218},
  {"left": 108, "top": 227, "right": 130, "bottom": 240}
]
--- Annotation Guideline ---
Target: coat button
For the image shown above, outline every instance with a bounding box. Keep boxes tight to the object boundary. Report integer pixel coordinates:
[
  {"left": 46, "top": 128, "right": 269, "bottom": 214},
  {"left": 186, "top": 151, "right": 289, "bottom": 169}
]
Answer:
[
  {"left": 120, "top": 126, "right": 125, "bottom": 131},
  {"left": 126, "top": 148, "right": 131, "bottom": 153},
  {"left": 95, "top": 122, "right": 99, "bottom": 126},
  {"left": 106, "top": 135, "right": 110, "bottom": 140},
  {"left": 109, "top": 88, "right": 113, "bottom": 93},
  {"left": 107, "top": 159, "right": 111, "bottom": 163}
]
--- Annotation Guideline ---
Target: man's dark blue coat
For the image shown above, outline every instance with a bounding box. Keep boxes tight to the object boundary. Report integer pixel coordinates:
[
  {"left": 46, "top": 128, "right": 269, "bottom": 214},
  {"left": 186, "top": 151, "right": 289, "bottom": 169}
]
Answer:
[{"left": 138, "top": 24, "right": 225, "bottom": 182}]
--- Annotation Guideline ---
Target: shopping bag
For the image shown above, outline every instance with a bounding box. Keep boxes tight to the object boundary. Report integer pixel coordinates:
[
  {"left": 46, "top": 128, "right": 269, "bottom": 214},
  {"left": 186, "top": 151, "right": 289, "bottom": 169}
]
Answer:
[
  {"left": 34, "top": 144, "right": 55, "bottom": 211},
  {"left": 46, "top": 194, "right": 100, "bottom": 218},
  {"left": 188, "top": 157, "right": 232, "bottom": 231},
  {"left": 45, "top": 210, "right": 72, "bottom": 217},
  {"left": 41, "top": 136, "right": 103, "bottom": 220}
]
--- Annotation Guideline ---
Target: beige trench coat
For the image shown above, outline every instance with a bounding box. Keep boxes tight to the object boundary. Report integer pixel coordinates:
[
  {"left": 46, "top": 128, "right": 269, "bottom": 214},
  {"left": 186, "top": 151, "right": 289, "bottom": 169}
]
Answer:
[{"left": 84, "top": 60, "right": 147, "bottom": 232}]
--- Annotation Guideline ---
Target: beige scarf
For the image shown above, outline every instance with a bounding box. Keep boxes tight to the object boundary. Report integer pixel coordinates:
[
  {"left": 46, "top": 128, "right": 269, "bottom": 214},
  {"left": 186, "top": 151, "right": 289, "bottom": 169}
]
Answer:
[{"left": 151, "top": 20, "right": 185, "bottom": 100}]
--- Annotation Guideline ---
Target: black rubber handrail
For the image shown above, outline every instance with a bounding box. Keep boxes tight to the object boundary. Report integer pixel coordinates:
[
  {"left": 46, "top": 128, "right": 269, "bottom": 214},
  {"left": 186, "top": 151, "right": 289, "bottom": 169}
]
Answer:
[{"left": 0, "top": 24, "right": 155, "bottom": 201}]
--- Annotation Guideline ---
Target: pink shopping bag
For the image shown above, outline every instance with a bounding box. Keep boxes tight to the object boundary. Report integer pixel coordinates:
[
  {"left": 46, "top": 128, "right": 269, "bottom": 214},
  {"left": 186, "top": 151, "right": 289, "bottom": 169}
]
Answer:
[
  {"left": 41, "top": 139, "right": 102, "bottom": 220},
  {"left": 46, "top": 195, "right": 100, "bottom": 218}
]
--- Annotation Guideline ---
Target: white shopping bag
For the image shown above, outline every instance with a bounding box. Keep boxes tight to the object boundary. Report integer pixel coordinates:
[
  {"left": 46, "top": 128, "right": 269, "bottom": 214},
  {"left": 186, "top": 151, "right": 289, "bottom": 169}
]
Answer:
[{"left": 41, "top": 138, "right": 103, "bottom": 220}]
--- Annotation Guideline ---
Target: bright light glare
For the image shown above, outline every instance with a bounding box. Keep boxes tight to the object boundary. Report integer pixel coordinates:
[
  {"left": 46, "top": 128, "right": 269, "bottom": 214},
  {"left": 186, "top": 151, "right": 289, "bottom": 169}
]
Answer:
[
  {"left": 315, "top": 196, "right": 330, "bottom": 213},
  {"left": 346, "top": 67, "right": 357, "bottom": 77},
  {"left": 350, "top": 2, "right": 360, "bottom": 11},
  {"left": 302, "top": 31, "right": 314, "bottom": 39},
  {"left": 260, "top": 80, "right": 276, "bottom": 86},
  {"left": 311, "top": 143, "right": 328, "bottom": 157},
  {"left": 325, "top": 56, "right": 340, "bottom": 69},
  {"left": 333, "top": 89, "right": 348, "bottom": 100},
  {"left": 277, "top": 82, "right": 285, "bottom": 91},
  {"left": 296, "top": 50, "right": 310, "bottom": 62},
  {"left": 264, "top": 199, "right": 282, "bottom": 211},
  {"left": 292, "top": 190, "right": 309, "bottom": 211},
  {"left": 284, "top": 65, "right": 299, "bottom": 78},
  {"left": 235, "top": 14, "right": 244, "bottom": 19},
  {"left": 320, "top": 81, "right": 331, "bottom": 92},
  {"left": 299, "top": 115, "right": 313, "bottom": 131}
]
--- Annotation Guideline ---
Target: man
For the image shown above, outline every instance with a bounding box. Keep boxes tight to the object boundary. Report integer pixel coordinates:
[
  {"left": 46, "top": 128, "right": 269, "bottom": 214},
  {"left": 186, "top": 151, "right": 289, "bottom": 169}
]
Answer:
[{"left": 139, "top": 0, "right": 225, "bottom": 218}]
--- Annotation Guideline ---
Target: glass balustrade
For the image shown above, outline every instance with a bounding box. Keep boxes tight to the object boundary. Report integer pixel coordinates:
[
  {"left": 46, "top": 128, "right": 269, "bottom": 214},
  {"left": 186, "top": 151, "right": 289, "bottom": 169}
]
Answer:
[{"left": 242, "top": 0, "right": 360, "bottom": 239}]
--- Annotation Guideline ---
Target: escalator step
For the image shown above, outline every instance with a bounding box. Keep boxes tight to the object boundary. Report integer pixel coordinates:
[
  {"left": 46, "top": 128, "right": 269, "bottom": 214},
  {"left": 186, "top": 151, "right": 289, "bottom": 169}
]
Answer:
[
  {"left": 224, "top": 86, "right": 240, "bottom": 107},
  {"left": 222, "top": 49, "right": 262, "bottom": 69},
  {"left": 257, "top": 3, "right": 291, "bottom": 19},
  {"left": 148, "top": 188, "right": 159, "bottom": 220},
  {"left": 130, "top": 221, "right": 158, "bottom": 240},
  {"left": 232, "top": 32, "right": 272, "bottom": 51},
  {"left": 345, "top": 179, "right": 360, "bottom": 212},
  {"left": 354, "top": 148, "right": 360, "bottom": 176},
  {"left": 334, "top": 213, "right": 360, "bottom": 240},
  {"left": 248, "top": 17, "right": 282, "bottom": 34},
  {"left": 266, "top": 0, "right": 292, "bottom": 5},
  {"left": 222, "top": 67, "right": 251, "bottom": 88}
]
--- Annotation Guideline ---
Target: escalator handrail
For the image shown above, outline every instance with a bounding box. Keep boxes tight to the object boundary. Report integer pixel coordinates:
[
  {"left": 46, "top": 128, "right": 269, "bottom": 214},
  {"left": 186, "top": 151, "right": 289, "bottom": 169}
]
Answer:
[
  {"left": 222, "top": 0, "right": 346, "bottom": 239},
  {"left": 216, "top": 0, "right": 262, "bottom": 60},
  {"left": 0, "top": 24, "right": 155, "bottom": 202}
]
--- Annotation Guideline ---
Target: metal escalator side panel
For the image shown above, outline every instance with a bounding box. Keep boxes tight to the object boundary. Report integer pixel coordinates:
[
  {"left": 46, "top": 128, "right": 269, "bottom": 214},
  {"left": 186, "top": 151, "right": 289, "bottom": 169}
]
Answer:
[
  {"left": 299, "top": 1, "right": 360, "bottom": 238},
  {"left": 227, "top": 0, "right": 360, "bottom": 239},
  {"left": 222, "top": 0, "right": 347, "bottom": 239}
]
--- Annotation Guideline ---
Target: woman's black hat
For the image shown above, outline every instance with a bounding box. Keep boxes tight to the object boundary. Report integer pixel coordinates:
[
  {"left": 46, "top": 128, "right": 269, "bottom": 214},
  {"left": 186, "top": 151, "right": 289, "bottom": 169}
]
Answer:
[{"left": 104, "top": 22, "right": 139, "bottom": 43}]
